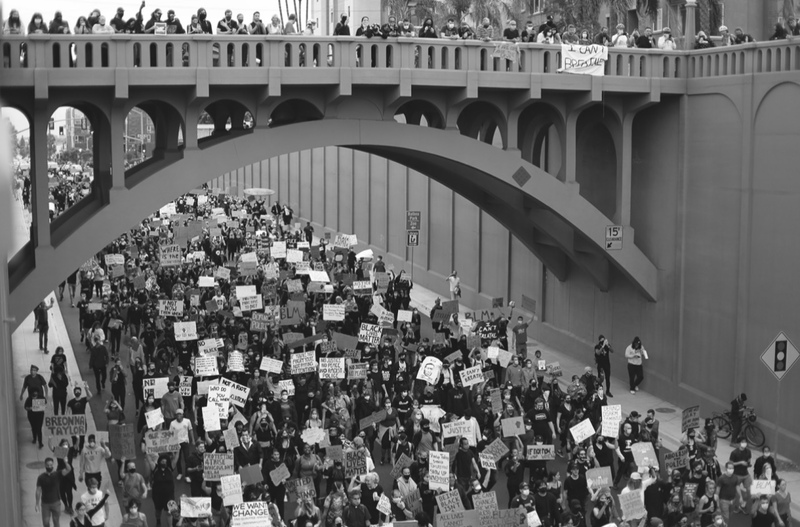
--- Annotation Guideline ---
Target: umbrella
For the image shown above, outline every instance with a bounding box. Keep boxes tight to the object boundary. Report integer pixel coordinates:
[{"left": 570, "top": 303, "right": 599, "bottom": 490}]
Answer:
[
  {"left": 356, "top": 249, "right": 374, "bottom": 261},
  {"left": 243, "top": 188, "right": 275, "bottom": 196}
]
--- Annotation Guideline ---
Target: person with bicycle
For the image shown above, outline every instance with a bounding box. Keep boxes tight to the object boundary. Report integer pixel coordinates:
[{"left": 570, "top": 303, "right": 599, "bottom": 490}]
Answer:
[{"left": 730, "top": 393, "right": 747, "bottom": 444}]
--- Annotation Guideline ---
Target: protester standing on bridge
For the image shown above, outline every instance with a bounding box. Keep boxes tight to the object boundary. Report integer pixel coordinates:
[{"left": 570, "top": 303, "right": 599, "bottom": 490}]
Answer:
[
  {"left": 334, "top": 14, "right": 350, "bottom": 35},
  {"left": 3, "top": 9, "right": 24, "bottom": 34}
]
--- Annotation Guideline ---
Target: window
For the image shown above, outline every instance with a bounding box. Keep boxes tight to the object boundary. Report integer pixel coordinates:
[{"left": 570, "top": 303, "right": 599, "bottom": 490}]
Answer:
[{"left": 533, "top": 0, "right": 542, "bottom": 14}]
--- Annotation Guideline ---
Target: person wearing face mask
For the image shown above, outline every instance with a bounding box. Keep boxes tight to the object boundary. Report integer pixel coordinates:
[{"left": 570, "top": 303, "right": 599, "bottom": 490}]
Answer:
[
  {"left": 49, "top": 11, "right": 71, "bottom": 34},
  {"left": 3, "top": 10, "right": 24, "bottom": 35},
  {"left": 334, "top": 14, "right": 350, "bottom": 36},
  {"left": 152, "top": 455, "right": 175, "bottom": 527},
  {"left": 161, "top": 381, "right": 184, "bottom": 429},
  {"left": 412, "top": 418, "right": 437, "bottom": 458},
  {"left": 753, "top": 446, "right": 778, "bottom": 481},
  {"left": 120, "top": 498, "right": 147, "bottom": 527},
  {"left": 751, "top": 495, "right": 777, "bottom": 527},
  {"left": 533, "top": 480, "right": 559, "bottom": 526},
  {"left": 563, "top": 462, "right": 590, "bottom": 512},
  {"left": 36, "top": 457, "right": 63, "bottom": 526},
  {"left": 521, "top": 20, "right": 536, "bottom": 42},
  {"left": 728, "top": 438, "right": 752, "bottom": 504},
  {"left": 194, "top": 8, "right": 212, "bottom": 33},
  {"left": 28, "top": 12, "right": 48, "bottom": 34},
  {"left": 394, "top": 466, "right": 417, "bottom": 499},
  {"left": 715, "top": 461, "right": 742, "bottom": 522},
  {"left": 441, "top": 18, "right": 459, "bottom": 38},
  {"left": 79, "top": 434, "right": 111, "bottom": 487},
  {"left": 381, "top": 16, "right": 400, "bottom": 38}
]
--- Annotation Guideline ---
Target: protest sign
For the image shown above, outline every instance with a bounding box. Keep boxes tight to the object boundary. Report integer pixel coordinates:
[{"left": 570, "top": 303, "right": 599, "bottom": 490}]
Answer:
[
  {"left": 345, "top": 448, "right": 368, "bottom": 478},
  {"left": 352, "top": 281, "right": 372, "bottom": 296},
  {"left": 416, "top": 356, "right": 442, "bottom": 384},
  {"left": 326, "top": 445, "right": 344, "bottom": 464},
  {"left": 526, "top": 444, "right": 556, "bottom": 461},
  {"left": 144, "top": 430, "right": 181, "bottom": 453},
  {"left": 480, "top": 452, "right": 497, "bottom": 469},
  {"left": 682, "top": 405, "right": 701, "bottom": 432},
  {"left": 145, "top": 408, "right": 164, "bottom": 428},
  {"left": 239, "top": 295, "right": 262, "bottom": 312},
  {"left": 221, "top": 474, "right": 243, "bottom": 506},
  {"left": 459, "top": 365, "right": 484, "bottom": 387},
  {"left": 428, "top": 451, "right": 450, "bottom": 491},
  {"left": 560, "top": 44, "right": 609, "bottom": 76},
  {"left": 664, "top": 447, "right": 689, "bottom": 472},
  {"left": 320, "top": 341, "right": 337, "bottom": 354},
  {"left": 442, "top": 420, "right": 474, "bottom": 439},
  {"left": 259, "top": 357, "right": 283, "bottom": 374},
  {"left": 492, "top": 41, "right": 519, "bottom": 61},
  {"left": 269, "top": 463, "right": 291, "bottom": 486},
  {"left": 286, "top": 476, "right": 316, "bottom": 501},
  {"left": 359, "top": 409, "right": 387, "bottom": 431},
  {"left": 240, "top": 464, "right": 263, "bottom": 486},
  {"left": 181, "top": 497, "right": 212, "bottom": 518},
  {"left": 586, "top": 467, "right": 613, "bottom": 489},
  {"left": 619, "top": 490, "right": 647, "bottom": 519},
  {"left": 437, "top": 511, "right": 479, "bottom": 527},
  {"left": 143, "top": 377, "right": 170, "bottom": 400},
  {"left": 484, "top": 438, "right": 510, "bottom": 462},
  {"left": 546, "top": 362, "right": 563, "bottom": 377},
  {"left": 223, "top": 427, "right": 240, "bottom": 450},
  {"left": 109, "top": 424, "right": 136, "bottom": 459},
  {"left": 398, "top": 309, "right": 413, "bottom": 322},
  {"left": 278, "top": 379, "right": 295, "bottom": 397},
  {"left": 502, "top": 416, "right": 525, "bottom": 438},
  {"left": 403, "top": 488, "right": 423, "bottom": 515},
  {"left": 280, "top": 301, "right": 305, "bottom": 325},
  {"left": 215, "top": 267, "right": 231, "bottom": 280},
  {"left": 348, "top": 362, "right": 368, "bottom": 380},
  {"left": 750, "top": 479, "right": 776, "bottom": 496},
  {"left": 631, "top": 442, "right": 659, "bottom": 469},
  {"left": 489, "top": 389, "right": 503, "bottom": 414},
  {"left": 271, "top": 241, "right": 286, "bottom": 258},
  {"left": 204, "top": 453, "right": 235, "bottom": 481},
  {"left": 195, "top": 356, "right": 219, "bottom": 376},
  {"left": 474, "top": 491, "right": 499, "bottom": 513},
  {"left": 318, "top": 357, "right": 345, "bottom": 379},
  {"left": 301, "top": 427, "right": 326, "bottom": 445},
  {"left": 250, "top": 312, "right": 272, "bottom": 332},
  {"left": 436, "top": 489, "right": 465, "bottom": 513},
  {"left": 220, "top": 378, "right": 250, "bottom": 407},
  {"left": 198, "top": 276, "right": 215, "bottom": 287},
  {"left": 202, "top": 405, "right": 221, "bottom": 431},
  {"left": 158, "top": 299, "right": 184, "bottom": 317},
  {"left": 104, "top": 253, "right": 124, "bottom": 266},
  {"left": 601, "top": 405, "right": 622, "bottom": 438},
  {"left": 570, "top": 418, "right": 596, "bottom": 444},
  {"left": 231, "top": 501, "right": 272, "bottom": 527},
  {"left": 358, "top": 323, "right": 382, "bottom": 345},
  {"left": 159, "top": 244, "right": 182, "bottom": 266},
  {"left": 323, "top": 304, "right": 345, "bottom": 321},
  {"left": 174, "top": 321, "right": 198, "bottom": 341},
  {"left": 179, "top": 375, "right": 193, "bottom": 397},
  {"left": 31, "top": 398, "right": 46, "bottom": 412},
  {"left": 290, "top": 351, "right": 317, "bottom": 374},
  {"left": 390, "top": 453, "right": 414, "bottom": 478}
]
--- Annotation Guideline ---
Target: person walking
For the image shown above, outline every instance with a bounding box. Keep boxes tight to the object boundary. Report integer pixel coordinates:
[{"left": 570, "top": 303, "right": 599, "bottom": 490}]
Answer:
[
  {"left": 25, "top": 387, "right": 47, "bottom": 448},
  {"left": 35, "top": 298, "right": 56, "bottom": 353},
  {"left": 624, "top": 336, "right": 648, "bottom": 394},
  {"left": 445, "top": 271, "right": 461, "bottom": 300},
  {"left": 594, "top": 335, "right": 614, "bottom": 396},
  {"left": 89, "top": 337, "right": 109, "bottom": 394},
  {"left": 36, "top": 457, "right": 63, "bottom": 527}
]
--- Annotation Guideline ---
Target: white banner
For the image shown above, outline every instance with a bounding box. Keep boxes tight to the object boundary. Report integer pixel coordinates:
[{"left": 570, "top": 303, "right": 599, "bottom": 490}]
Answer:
[{"left": 560, "top": 44, "right": 608, "bottom": 76}]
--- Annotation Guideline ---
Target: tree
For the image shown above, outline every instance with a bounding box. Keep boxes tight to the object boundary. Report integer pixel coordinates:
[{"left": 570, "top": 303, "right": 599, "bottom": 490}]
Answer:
[
  {"left": 445, "top": 0, "right": 472, "bottom": 22},
  {"left": 386, "top": 0, "right": 413, "bottom": 21},
  {"left": 17, "top": 136, "right": 30, "bottom": 158},
  {"left": 3, "top": 118, "right": 19, "bottom": 159}
]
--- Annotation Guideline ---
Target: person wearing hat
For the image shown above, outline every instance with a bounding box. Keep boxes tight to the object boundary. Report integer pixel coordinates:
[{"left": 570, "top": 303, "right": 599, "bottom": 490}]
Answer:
[
  {"left": 532, "top": 480, "right": 559, "bottom": 525},
  {"left": 658, "top": 27, "right": 677, "bottom": 50},
  {"left": 719, "top": 26, "right": 735, "bottom": 46}
]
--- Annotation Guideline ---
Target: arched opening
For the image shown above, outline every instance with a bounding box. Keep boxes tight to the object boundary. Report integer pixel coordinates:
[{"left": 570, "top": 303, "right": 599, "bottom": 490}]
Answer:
[
  {"left": 517, "top": 103, "right": 565, "bottom": 179},
  {"left": 393, "top": 100, "right": 445, "bottom": 129},
  {"left": 268, "top": 99, "right": 324, "bottom": 128},
  {"left": 2, "top": 106, "right": 32, "bottom": 258},
  {"left": 575, "top": 107, "right": 618, "bottom": 221},
  {"left": 46, "top": 106, "right": 96, "bottom": 222},
  {"left": 123, "top": 100, "right": 187, "bottom": 185},
  {"left": 124, "top": 107, "right": 157, "bottom": 169},
  {"left": 197, "top": 100, "right": 255, "bottom": 145},
  {"left": 457, "top": 101, "right": 507, "bottom": 149}
]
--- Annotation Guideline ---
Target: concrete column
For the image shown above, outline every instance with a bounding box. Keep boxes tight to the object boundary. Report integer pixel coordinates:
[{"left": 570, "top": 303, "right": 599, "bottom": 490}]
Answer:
[
  {"left": 685, "top": 0, "right": 697, "bottom": 50},
  {"left": 110, "top": 105, "right": 126, "bottom": 192},
  {"left": 30, "top": 107, "right": 51, "bottom": 249},
  {"left": 615, "top": 114, "right": 634, "bottom": 226},
  {"left": 563, "top": 113, "right": 580, "bottom": 189}
]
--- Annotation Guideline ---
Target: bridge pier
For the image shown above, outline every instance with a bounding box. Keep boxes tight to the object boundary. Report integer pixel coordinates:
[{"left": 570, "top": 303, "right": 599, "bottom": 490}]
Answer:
[{"left": 30, "top": 105, "right": 52, "bottom": 250}]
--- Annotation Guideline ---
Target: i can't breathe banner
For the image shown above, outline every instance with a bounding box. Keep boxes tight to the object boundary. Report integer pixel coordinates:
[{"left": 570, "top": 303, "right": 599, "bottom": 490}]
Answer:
[{"left": 560, "top": 44, "right": 608, "bottom": 76}]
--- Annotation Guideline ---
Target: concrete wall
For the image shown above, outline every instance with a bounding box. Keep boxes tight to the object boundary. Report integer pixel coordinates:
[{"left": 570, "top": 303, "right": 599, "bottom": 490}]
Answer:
[{"left": 212, "top": 85, "right": 800, "bottom": 459}]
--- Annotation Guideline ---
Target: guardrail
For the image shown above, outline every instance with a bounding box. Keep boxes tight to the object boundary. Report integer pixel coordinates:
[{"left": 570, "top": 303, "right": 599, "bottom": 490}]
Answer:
[{"left": 2, "top": 35, "right": 800, "bottom": 79}]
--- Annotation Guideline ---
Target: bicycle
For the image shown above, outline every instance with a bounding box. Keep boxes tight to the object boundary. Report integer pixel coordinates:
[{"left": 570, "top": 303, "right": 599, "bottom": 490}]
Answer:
[{"left": 711, "top": 406, "right": 766, "bottom": 448}]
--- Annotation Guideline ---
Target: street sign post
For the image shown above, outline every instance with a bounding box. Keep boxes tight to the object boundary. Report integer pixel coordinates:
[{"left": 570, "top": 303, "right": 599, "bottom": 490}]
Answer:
[
  {"left": 605, "top": 226, "right": 623, "bottom": 250},
  {"left": 406, "top": 211, "right": 421, "bottom": 231},
  {"left": 406, "top": 212, "right": 421, "bottom": 281},
  {"left": 406, "top": 231, "right": 419, "bottom": 247},
  {"left": 760, "top": 331, "right": 797, "bottom": 463}
]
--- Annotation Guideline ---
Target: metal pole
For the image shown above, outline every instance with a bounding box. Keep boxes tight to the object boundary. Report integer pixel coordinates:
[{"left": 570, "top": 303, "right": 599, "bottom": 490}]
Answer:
[
  {"left": 774, "top": 380, "right": 781, "bottom": 456},
  {"left": 410, "top": 246, "right": 414, "bottom": 282}
]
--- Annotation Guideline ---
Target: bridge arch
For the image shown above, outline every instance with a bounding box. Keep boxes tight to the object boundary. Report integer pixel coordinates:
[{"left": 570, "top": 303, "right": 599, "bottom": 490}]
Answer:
[
  {"left": 394, "top": 100, "right": 445, "bottom": 129},
  {"left": 457, "top": 101, "right": 507, "bottom": 148},
  {"left": 517, "top": 102, "right": 565, "bottom": 179},
  {"left": 268, "top": 99, "right": 325, "bottom": 128},
  {"left": 8, "top": 119, "right": 657, "bottom": 328}
]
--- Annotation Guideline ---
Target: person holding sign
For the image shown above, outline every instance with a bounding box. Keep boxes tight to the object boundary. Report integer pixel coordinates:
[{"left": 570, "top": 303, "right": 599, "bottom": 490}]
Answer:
[{"left": 24, "top": 387, "right": 47, "bottom": 448}]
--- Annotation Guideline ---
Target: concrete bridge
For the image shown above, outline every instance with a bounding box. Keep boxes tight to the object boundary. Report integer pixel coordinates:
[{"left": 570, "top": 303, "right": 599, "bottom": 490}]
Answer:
[{"left": 3, "top": 36, "right": 800, "bottom": 459}]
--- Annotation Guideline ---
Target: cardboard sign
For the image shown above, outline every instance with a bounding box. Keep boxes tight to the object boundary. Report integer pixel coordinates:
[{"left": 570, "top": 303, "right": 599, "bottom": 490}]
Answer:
[
  {"left": 158, "top": 299, "right": 184, "bottom": 317},
  {"left": 473, "top": 491, "right": 499, "bottom": 513},
  {"left": 145, "top": 430, "right": 181, "bottom": 453},
  {"left": 750, "top": 479, "right": 776, "bottom": 496},
  {"left": 631, "top": 442, "right": 659, "bottom": 469},
  {"left": 348, "top": 363, "right": 368, "bottom": 380},
  {"left": 442, "top": 420, "right": 474, "bottom": 439},
  {"left": 198, "top": 276, "right": 216, "bottom": 288},
  {"left": 159, "top": 244, "right": 182, "bottom": 267},
  {"left": 259, "top": 357, "right": 283, "bottom": 374},
  {"left": 109, "top": 424, "right": 136, "bottom": 459},
  {"left": 221, "top": 474, "right": 243, "bottom": 506},
  {"left": 480, "top": 452, "right": 497, "bottom": 469},
  {"left": 31, "top": 398, "right": 47, "bottom": 412},
  {"left": 239, "top": 295, "right": 263, "bottom": 312},
  {"left": 219, "top": 378, "right": 250, "bottom": 407},
  {"left": 390, "top": 453, "right": 414, "bottom": 478},
  {"left": 619, "top": 490, "right": 647, "bottom": 520},
  {"left": 286, "top": 476, "right": 317, "bottom": 501},
  {"left": 546, "top": 362, "right": 563, "bottom": 377},
  {"left": 681, "top": 405, "right": 701, "bottom": 432},
  {"left": 570, "top": 418, "right": 596, "bottom": 444},
  {"left": 664, "top": 447, "right": 690, "bottom": 472},
  {"left": 300, "top": 427, "right": 326, "bottom": 445},
  {"left": 489, "top": 389, "right": 503, "bottom": 414},
  {"left": 250, "top": 312, "right": 273, "bottom": 332},
  {"left": 502, "top": 416, "right": 525, "bottom": 438},
  {"left": 416, "top": 356, "right": 443, "bottom": 384},
  {"left": 359, "top": 409, "right": 388, "bottom": 431},
  {"left": 459, "top": 365, "right": 484, "bottom": 387},
  {"left": 215, "top": 267, "right": 231, "bottom": 281},
  {"left": 526, "top": 444, "right": 555, "bottom": 460},
  {"left": 428, "top": 451, "right": 450, "bottom": 491},
  {"left": 45, "top": 415, "right": 87, "bottom": 437},
  {"left": 231, "top": 501, "right": 274, "bottom": 526},
  {"left": 223, "top": 427, "right": 240, "bottom": 450},
  {"left": 483, "top": 438, "right": 511, "bottom": 463},
  {"left": 278, "top": 379, "right": 295, "bottom": 397},
  {"left": 323, "top": 304, "right": 345, "bottom": 321},
  {"left": 204, "top": 453, "right": 235, "bottom": 481},
  {"left": 601, "top": 405, "right": 622, "bottom": 438},
  {"left": 436, "top": 489, "right": 465, "bottom": 513},
  {"left": 270, "top": 463, "right": 291, "bottom": 486},
  {"left": 240, "top": 464, "right": 263, "bottom": 486},
  {"left": 527, "top": 509, "right": 542, "bottom": 527},
  {"left": 344, "top": 449, "right": 368, "bottom": 478},
  {"left": 142, "top": 377, "right": 170, "bottom": 400},
  {"left": 290, "top": 351, "right": 317, "bottom": 374},
  {"left": 179, "top": 375, "right": 193, "bottom": 397},
  {"left": 145, "top": 408, "right": 164, "bottom": 428},
  {"left": 319, "top": 357, "right": 346, "bottom": 379},
  {"left": 398, "top": 309, "right": 413, "bottom": 322},
  {"left": 202, "top": 405, "right": 221, "bottom": 432},
  {"left": 586, "top": 467, "right": 613, "bottom": 489}
]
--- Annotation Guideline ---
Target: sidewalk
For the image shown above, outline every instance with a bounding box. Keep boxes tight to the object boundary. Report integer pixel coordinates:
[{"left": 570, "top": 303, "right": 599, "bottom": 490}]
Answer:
[
  {"left": 10, "top": 196, "right": 123, "bottom": 526},
  {"left": 408, "top": 285, "right": 800, "bottom": 522}
]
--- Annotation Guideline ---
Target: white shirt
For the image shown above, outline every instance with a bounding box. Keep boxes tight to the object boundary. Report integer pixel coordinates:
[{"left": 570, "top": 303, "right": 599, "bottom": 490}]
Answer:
[
  {"left": 658, "top": 35, "right": 677, "bottom": 50},
  {"left": 81, "top": 489, "right": 107, "bottom": 526},
  {"left": 169, "top": 417, "right": 193, "bottom": 443}
]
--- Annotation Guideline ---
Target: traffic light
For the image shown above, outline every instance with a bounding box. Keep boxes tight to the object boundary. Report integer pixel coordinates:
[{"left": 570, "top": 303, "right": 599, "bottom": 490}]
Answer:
[
  {"left": 775, "top": 340, "right": 787, "bottom": 372},
  {"left": 141, "top": 145, "right": 146, "bottom": 153},
  {"left": 59, "top": 126, "right": 64, "bottom": 136}
]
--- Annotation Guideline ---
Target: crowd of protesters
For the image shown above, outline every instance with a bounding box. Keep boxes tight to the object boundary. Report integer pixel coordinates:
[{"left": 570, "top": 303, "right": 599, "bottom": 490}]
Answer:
[
  {"left": 3, "top": 5, "right": 772, "bottom": 50},
  {"left": 21, "top": 186, "right": 793, "bottom": 527}
]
